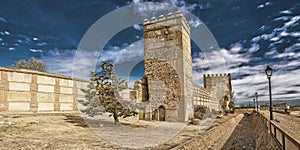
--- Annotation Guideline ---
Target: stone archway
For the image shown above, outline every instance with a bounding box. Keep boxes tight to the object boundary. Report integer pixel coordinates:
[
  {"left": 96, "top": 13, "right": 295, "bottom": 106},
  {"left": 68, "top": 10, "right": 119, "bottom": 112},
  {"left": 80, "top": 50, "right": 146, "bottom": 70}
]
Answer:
[{"left": 158, "top": 106, "right": 165, "bottom": 121}]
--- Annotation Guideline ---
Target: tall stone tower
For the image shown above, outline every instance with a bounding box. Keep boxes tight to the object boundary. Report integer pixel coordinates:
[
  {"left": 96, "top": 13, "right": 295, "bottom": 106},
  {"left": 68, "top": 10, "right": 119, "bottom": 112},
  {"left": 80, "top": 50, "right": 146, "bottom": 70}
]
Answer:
[
  {"left": 143, "top": 11, "right": 193, "bottom": 122},
  {"left": 203, "top": 73, "right": 232, "bottom": 111}
]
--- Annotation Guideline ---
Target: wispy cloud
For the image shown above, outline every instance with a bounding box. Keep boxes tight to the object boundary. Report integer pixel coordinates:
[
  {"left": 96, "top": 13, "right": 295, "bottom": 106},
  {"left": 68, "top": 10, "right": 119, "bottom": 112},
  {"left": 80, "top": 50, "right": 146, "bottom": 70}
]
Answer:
[
  {"left": 129, "top": 0, "right": 198, "bottom": 12},
  {"left": 41, "top": 49, "right": 76, "bottom": 77},
  {"left": 133, "top": 24, "right": 143, "bottom": 31},
  {"left": 0, "top": 17, "right": 7, "bottom": 23},
  {"left": 99, "top": 40, "right": 144, "bottom": 64},
  {"left": 192, "top": 42, "right": 300, "bottom": 103}
]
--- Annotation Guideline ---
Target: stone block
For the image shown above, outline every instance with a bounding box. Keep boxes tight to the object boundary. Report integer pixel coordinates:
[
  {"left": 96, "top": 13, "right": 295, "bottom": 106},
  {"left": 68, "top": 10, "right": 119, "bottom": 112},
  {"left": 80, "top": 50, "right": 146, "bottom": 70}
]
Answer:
[
  {"left": 7, "top": 91, "right": 31, "bottom": 102},
  {"left": 38, "top": 85, "right": 54, "bottom": 93},
  {"left": 60, "top": 103, "right": 73, "bottom": 111},
  {"left": 38, "top": 103, "right": 54, "bottom": 111},
  {"left": 8, "top": 82, "right": 30, "bottom": 91},
  {"left": 37, "top": 93, "right": 55, "bottom": 102},
  {"left": 7, "top": 72, "right": 32, "bottom": 83},
  {"left": 8, "top": 102, "right": 30, "bottom": 111},
  {"left": 37, "top": 76, "right": 55, "bottom": 85},
  {"left": 60, "top": 87, "right": 73, "bottom": 94},
  {"left": 59, "top": 79, "right": 73, "bottom": 87},
  {"left": 59, "top": 94, "right": 74, "bottom": 102},
  {"left": 0, "top": 102, "right": 7, "bottom": 111},
  {"left": 0, "top": 91, "right": 3, "bottom": 101}
]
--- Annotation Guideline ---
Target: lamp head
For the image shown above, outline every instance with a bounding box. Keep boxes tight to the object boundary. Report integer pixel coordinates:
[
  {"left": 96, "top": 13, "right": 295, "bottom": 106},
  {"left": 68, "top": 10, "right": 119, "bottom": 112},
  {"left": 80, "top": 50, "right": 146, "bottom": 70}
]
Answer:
[{"left": 265, "top": 66, "right": 273, "bottom": 77}]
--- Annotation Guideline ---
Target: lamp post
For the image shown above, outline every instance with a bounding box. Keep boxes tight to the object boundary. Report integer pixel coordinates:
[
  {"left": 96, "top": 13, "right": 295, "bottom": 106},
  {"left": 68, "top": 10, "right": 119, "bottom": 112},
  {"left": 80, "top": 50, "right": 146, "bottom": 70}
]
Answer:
[
  {"left": 253, "top": 98, "right": 256, "bottom": 110},
  {"left": 255, "top": 92, "right": 258, "bottom": 111},
  {"left": 265, "top": 66, "right": 273, "bottom": 120}
]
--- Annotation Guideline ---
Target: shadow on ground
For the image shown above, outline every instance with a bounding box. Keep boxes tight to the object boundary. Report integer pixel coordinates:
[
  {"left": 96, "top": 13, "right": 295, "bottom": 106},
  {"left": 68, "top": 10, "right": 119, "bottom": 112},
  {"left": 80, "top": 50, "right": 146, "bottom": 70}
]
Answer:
[{"left": 63, "top": 115, "right": 89, "bottom": 128}]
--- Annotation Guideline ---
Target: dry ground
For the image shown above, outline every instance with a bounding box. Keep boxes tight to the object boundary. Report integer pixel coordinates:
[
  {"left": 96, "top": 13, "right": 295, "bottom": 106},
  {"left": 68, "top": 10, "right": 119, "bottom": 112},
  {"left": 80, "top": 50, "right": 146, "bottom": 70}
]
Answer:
[{"left": 0, "top": 111, "right": 242, "bottom": 150}]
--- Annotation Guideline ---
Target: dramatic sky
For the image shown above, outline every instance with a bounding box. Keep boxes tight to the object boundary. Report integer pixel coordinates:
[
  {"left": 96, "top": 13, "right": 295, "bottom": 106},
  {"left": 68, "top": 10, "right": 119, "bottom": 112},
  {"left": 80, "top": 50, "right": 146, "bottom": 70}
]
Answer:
[{"left": 0, "top": 0, "right": 299, "bottom": 104}]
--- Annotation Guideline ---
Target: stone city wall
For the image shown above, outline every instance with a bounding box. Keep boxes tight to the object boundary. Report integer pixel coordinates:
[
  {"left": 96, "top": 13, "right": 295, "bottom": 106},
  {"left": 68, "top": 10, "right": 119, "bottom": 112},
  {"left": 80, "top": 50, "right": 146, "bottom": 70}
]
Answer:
[
  {"left": 0, "top": 67, "right": 89, "bottom": 113},
  {"left": 193, "top": 83, "right": 211, "bottom": 108}
]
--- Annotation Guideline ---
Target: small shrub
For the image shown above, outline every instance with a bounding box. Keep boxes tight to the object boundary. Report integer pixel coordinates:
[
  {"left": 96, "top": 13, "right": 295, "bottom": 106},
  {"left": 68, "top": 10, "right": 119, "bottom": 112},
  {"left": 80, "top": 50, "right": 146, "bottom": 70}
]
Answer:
[
  {"left": 194, "top": 111, "right": 204, "bottom": 120},
  {"left": 224, "top": 110, "right": 230, "bottom": 114},
  {"left": 191, "top": 118, "right": 201, "bottom": 125}
]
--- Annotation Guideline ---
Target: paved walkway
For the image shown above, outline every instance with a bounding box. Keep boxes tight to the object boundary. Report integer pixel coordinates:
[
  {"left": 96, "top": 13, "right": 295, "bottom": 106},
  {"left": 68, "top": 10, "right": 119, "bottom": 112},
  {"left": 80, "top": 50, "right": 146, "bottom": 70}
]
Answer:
[{"left": 221, "top": 113, "right": 256, "bottom": 150}]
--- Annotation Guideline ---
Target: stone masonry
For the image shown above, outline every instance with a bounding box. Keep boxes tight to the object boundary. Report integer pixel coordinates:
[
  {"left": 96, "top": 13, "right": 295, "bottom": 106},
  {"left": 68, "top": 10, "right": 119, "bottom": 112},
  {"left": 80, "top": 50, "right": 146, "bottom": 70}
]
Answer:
[
  {"left": 136, "top": 12, "right": 232, "bottom": 122},
  {"left": 204, "top": 73, "right": 232, "bottom": 111},
  {"left": 0, "top": 67, "right": 89, "bottom": 113},
  {"left": 143, "top": 11, "right": 193, "bottom": 122}
]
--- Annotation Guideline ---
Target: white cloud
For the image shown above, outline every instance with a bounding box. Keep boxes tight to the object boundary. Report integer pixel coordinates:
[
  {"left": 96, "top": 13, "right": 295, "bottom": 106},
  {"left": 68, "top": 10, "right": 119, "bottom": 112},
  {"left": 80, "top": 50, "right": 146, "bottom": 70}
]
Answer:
[
  {"left": 0, "top": 17, "right": 7, "bottom": 23},
  {"left": 284, "top": 16, "right": 300, "bottom": 27},
  {"left": 42, "top": 49, "right": 76, "bottom": 77},
  {"left": 133, "top": 24, "right": 143, "bottom": 31},
  {"left": 192, "top": 41, "right": 300, "bottom": 103},
  {"left": 280, "top": 10, "right": 292, "bottom": 15},
  {"left": 29, "top": 48, "right": 43, "bottom": 53},
  {"left": 188, "top": 19, "right": 202, "bottom": 28},
  {"left": 248, "top": 43, "right": 260, "bottom": 53},
  {"left": 284, "top": 43, "right": 300, "bottom": 52},
  {"left": 257, "top": 1, "right": 273, "bottom": 9},
  {"left": 130, "top": 0, "right": 198, "bottom": 19},
  {"left": 99, "top": 40, "right": 144, "bottom": 64}
]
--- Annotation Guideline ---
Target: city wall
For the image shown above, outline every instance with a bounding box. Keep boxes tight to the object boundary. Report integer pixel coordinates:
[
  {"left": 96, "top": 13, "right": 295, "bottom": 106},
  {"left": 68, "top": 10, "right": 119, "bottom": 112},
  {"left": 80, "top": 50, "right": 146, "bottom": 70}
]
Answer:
[{"left": 0, "top": 67, "right": 89, "bottom": 113}]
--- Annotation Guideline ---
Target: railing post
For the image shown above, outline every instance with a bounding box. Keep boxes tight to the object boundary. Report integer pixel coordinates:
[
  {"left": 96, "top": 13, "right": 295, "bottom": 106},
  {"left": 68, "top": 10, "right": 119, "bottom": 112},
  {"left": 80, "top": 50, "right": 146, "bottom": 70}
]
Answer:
[
  {"left": 274, "top": 127, "right": 276, "bottom": 138},
  {"left": 282, "top": 134, "right": 285, "bottom": 150}
]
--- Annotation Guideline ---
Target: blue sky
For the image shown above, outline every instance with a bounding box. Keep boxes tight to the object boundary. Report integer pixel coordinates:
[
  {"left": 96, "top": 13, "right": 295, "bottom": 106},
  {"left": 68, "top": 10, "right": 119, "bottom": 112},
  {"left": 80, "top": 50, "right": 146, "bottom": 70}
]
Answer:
[{"left": 0, "top": 0, "right": 299, "bottom": 104}]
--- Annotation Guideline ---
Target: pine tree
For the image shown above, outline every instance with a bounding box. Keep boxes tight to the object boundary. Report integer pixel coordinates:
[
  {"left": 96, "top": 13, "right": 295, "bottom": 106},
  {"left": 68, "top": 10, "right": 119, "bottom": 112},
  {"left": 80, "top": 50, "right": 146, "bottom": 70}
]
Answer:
[
  {"left": 79, "top": 72, "right": 105, "bottom": 116},
  {"left": 80, "top": 62, "right": 137, "bottom": 125}
]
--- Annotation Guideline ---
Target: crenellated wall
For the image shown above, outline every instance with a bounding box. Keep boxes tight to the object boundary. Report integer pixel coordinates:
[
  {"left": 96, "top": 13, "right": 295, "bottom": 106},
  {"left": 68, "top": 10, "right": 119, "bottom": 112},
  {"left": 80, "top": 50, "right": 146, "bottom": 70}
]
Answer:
[{"left": 0, "top": 67, "right": 89, "bottom": 113}]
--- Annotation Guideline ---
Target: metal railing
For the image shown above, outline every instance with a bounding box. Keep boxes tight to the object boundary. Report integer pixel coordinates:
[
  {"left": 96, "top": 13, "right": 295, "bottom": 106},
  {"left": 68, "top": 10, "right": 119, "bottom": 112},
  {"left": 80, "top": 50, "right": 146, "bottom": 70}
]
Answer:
[{"left": 256, "top": 111, "right": 300, "bottom": 150}]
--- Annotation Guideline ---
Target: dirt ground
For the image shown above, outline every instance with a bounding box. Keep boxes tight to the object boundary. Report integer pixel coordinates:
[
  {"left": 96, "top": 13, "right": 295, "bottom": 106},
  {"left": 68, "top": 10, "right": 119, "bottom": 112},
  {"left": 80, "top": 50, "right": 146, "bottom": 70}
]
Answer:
[{"left": 0, "top": 111, "right": 241, "bottom": 150}]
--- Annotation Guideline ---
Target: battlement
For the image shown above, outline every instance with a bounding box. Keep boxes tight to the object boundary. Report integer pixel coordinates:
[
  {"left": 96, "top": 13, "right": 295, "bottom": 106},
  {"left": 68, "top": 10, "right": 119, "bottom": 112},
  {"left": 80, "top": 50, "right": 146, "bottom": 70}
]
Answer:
[
  {"left": 203, "top": 73, "right": 231, "bottom": 77},
  {"left": 143, "top": 11, "right": 190, "bottom": 31}
]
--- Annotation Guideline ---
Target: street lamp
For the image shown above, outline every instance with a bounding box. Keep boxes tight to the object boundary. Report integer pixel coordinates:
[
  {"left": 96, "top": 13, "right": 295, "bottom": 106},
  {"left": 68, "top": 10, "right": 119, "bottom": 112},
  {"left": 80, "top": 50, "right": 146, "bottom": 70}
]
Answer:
[
  {"left": 255, "top": 92, "right": 258, "bottom": 111},
  {"left": 265, "top": 66, "right": 273, "bottom": 120},
  {"left": 253, "top": 98, "right": 256, "bottom": 110}
]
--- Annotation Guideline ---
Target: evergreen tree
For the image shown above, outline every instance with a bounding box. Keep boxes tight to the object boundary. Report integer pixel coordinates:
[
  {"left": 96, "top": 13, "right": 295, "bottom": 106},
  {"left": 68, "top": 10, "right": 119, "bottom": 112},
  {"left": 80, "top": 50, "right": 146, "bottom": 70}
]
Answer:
[
  {"left": 80, "top": 62, "right": 137, "bottom": 125},
  {"left": 79, "top": 72, "right": 105, "bottom": 117}
]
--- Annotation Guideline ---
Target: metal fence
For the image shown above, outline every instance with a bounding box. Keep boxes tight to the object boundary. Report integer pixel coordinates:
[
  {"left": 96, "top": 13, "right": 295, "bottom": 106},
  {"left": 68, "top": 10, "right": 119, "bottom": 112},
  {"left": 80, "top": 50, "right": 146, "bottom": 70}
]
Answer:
[{"left": 256, "top": 111, "right": 300, "bottom": 150}]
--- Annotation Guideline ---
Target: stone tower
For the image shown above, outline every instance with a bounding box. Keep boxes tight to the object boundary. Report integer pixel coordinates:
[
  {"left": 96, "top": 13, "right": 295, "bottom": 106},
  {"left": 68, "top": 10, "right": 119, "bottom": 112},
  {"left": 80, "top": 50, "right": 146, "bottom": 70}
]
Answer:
[
  {"left": 203, "top": 73, "right": 232, "bottom": 111},
  {"left": 143, "top": 11, "right": 193, "bottom": 122}
]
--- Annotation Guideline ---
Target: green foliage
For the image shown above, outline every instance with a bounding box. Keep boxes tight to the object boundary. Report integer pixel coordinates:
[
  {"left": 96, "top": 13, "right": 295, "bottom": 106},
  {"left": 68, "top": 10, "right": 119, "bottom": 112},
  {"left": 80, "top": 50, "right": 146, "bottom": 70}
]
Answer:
[
  {"left": 229, "top": 101, "right": 235, "bottom": 110},
  {"left": 223, "top": 95, "right": 229, "bottom": 101},
  {"left": 194, "top": 111, "right": 204, "bottom": 120},
  {"left": 79, "top": 72, "right": 105, "bottom": 117},
  {"left": 80, "top": 62, "right": 137, "bottom": 125},
  {"left": 221, "top": 101, "right": 227, "bottom": 110},
  {"left": 13, "top": 57, "right": 46, "bottom": 72}
]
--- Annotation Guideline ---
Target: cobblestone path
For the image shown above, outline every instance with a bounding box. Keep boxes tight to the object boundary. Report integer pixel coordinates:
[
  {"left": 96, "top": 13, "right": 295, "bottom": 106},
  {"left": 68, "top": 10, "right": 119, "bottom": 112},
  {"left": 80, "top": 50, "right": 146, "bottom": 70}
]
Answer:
[{"left": 221, "top": 113, "right": 256, "bottom": 150}]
